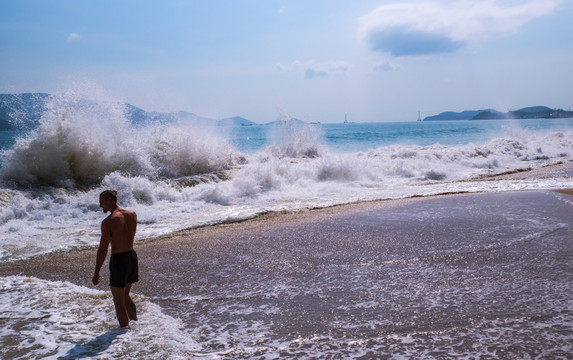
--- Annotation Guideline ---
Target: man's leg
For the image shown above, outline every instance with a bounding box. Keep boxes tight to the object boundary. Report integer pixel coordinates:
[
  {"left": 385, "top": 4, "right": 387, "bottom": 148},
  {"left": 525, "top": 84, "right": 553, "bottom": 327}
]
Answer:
[
  {"left": 125, "top": 283, "right": 137, "bottom": 321},
  {"left": 110, "top": 286, "right": 130, "bottom": 327}
]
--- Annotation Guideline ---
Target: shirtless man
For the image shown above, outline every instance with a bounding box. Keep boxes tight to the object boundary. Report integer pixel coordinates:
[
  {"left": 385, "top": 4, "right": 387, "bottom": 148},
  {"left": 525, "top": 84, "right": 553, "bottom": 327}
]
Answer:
[{"left": 92, "top": 190, "right": 139, "bottom": 328}]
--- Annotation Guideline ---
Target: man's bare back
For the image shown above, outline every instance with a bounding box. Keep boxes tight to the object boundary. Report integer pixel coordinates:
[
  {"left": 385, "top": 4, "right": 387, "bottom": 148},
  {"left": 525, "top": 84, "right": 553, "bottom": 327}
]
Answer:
[{"left": 102, "top": 208, "right": 137, "bottom": 254}]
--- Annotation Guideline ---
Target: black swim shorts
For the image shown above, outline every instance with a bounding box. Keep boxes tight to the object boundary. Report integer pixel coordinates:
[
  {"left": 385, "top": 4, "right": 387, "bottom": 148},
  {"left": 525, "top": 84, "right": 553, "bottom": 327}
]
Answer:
[{"left": 109, "top": 249, "right": 139, "bottom": 288}]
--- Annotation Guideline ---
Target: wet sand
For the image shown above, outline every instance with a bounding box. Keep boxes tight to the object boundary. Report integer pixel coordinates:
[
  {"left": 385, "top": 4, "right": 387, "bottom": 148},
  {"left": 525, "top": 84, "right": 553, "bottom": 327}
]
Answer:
[
  {"left": 470, "top": 160, "right": 573, "bottom": 181},
  {"left": 2, "top": 189, "right": 573, "bottom": 357},
  {"left": 0, "top": 196, "right": 428, "bottom": 287},
  {"left": 1, "top": 161, "right": 573, "bottom": 357}
]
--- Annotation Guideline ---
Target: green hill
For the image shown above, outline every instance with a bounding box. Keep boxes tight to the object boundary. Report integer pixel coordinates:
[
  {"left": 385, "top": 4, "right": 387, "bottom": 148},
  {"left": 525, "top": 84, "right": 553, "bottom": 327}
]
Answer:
[
  {"left": 425, "top": 106, "right": 573, "bottom": 121},
  {"left": 424, "top": 110, "right": 496, "bottom": 121}
]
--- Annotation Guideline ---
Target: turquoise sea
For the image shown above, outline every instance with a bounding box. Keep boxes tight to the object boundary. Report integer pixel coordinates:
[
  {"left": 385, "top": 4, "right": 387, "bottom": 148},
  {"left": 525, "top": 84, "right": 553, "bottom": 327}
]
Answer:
[
  {"left": 3, "top": 117, "right": 573, "bottom": 156},
  {"left": 220, "top": 119, "right": 573, "bottom": 154}
]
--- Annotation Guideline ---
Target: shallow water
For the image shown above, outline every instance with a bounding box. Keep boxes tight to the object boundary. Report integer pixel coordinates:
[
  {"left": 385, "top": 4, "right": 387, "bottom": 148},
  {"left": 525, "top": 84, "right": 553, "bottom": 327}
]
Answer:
[
  {"left": 3, "top": 192, "right": 572, "bottom": 358},
  {"left": 0, "top": 276, "right": 201, "bottom": 359},
  {"left": 130, "top": 191, "right": 572, "bottom": 358}
]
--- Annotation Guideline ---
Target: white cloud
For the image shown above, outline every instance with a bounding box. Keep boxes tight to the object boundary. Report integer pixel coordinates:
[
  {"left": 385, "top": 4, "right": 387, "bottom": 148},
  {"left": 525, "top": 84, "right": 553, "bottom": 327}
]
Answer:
[
  {"left": 372, "top": 59, "right": 403, "bottom": 72},
  {"left": 359, "top": 0, "right": 559, "bottom": 56},
  {"left": 68, "top": 33, "right": 82, "bottom": 41},
  {"left": 277, "top": 60, "right": 354, "bottom": 79}
]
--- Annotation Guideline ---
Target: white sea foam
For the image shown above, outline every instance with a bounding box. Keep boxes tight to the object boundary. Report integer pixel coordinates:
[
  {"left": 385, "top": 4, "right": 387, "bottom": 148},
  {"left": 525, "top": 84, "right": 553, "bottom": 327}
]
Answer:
[
  {"left": 0, "top": 93, "right": 573, "bottom": 262},
  {"left": 0, "top": 93, "right": 243, "bottom": 186},
  {"left": 0, "top": 276, "right": 203, "bottom": 359}
]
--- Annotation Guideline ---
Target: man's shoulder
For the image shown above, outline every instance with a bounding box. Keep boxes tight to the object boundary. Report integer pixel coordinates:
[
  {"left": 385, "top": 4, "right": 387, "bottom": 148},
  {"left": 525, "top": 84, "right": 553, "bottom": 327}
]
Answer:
[
  {"left": 118, "top": 208, "right": 136, "bottom": 216},
  {"left": 107, "top": 210, "right": 127, "bottom": 224},
  {"left": 110, "top": 208, "right": 137, "bottom": 223},
  {"left": 119, "top": 208, "right": 137, "bottom": 218},
  {"left": 101, "top": 214, "right": 114, "bottom": 231}
]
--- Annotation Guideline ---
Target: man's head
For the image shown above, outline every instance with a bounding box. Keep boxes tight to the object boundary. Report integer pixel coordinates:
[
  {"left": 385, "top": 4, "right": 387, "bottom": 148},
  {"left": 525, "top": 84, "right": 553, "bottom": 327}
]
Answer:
[{"left": 99, "top": 190, "right": 118, "bottom": 213}]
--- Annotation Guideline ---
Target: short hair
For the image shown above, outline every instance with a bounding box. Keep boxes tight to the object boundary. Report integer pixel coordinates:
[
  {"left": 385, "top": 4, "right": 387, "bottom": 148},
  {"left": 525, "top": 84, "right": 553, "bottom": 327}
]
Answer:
[{"left": 100, "top": 189, "right": 118, "bottom": 202}]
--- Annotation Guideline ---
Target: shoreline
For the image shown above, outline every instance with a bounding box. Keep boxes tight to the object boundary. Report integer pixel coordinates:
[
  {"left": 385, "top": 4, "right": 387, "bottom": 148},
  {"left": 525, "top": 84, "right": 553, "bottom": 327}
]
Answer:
[
  {"left": 0, "top": 186, "right": 571, "bottom": 286},
  {"left": 0, "top": 160, "right": 572, "bottom": 266},
  {"left": 1, "top": 159, "right": 572, "bottom": 292},
  {"left": 0, "top": 194, "right": 427, "bottom": 282},
  {"left": 470, "top": 159, "right": 573, "bottom": 180},
  {"left": 1, "top": 186, "right": 572, "bottom": 357}
]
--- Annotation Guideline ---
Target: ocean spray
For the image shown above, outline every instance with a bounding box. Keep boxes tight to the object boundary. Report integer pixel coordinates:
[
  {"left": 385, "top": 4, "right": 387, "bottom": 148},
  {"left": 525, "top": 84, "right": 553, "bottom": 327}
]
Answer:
[
  {"left": 0, "top": 92, "right": 244, "bottom": 186},
  {"left": 0, "top": 90, "right": 573, "bottom": 262}
]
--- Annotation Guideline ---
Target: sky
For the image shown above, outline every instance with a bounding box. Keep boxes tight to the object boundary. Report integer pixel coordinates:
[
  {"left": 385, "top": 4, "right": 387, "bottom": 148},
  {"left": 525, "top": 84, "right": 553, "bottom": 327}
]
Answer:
[{"left": 1, "top": 0, "right": 572, "bottom": 123}]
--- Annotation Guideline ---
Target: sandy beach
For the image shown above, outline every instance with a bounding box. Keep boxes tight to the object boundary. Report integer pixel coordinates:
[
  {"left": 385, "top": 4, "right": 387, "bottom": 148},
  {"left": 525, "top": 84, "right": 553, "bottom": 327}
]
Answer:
[
  {"left": 2, "top": 194, "right": 573, "bottom": 357},
  {"left": 1, "top": 162, "right": 573, "bottom": 358}
]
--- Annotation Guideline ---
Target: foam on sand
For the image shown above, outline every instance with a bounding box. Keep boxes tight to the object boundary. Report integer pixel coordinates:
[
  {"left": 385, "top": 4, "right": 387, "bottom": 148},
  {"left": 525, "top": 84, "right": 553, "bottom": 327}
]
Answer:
[{"left": 0, "top": 276, "right": 202, "bottom": 359}]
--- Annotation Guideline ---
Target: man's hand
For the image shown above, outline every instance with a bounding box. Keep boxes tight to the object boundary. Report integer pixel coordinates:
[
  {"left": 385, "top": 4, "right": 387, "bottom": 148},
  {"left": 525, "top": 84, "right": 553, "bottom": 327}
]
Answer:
[{"left": 92, "top": 273, "right": 100, "bottom": 285}]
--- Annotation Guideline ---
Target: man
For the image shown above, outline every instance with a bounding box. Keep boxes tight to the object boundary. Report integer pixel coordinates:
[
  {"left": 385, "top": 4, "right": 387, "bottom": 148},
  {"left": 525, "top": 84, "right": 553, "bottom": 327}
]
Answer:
[{"left": 92, "top": 189, "right": 139, "bottom": 328}]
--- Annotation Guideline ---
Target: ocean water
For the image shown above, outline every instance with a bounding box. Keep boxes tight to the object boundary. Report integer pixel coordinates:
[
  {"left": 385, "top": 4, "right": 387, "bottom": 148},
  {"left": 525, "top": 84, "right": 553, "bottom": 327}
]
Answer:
[
  {"left": 1, "top": 96, "right": 572, "bottom": 262},
  {"left": 1, "top": 94, "right": 573, "bottom": 358}
]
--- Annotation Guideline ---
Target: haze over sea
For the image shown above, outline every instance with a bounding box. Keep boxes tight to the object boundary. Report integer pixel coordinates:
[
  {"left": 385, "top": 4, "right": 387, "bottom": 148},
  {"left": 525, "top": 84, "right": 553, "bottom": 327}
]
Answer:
[{"left": 1, "top": 93, "right": 573, "bottom": 358}]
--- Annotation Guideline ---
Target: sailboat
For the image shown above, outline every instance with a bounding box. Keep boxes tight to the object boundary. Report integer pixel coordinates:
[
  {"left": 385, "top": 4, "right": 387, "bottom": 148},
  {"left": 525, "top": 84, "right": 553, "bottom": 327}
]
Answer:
[
  {"left": 417, "top": 111, "right": 422, "bottom": 122},
  {"left": 344, "top": 113, "right": 349, "bottom": 124}
]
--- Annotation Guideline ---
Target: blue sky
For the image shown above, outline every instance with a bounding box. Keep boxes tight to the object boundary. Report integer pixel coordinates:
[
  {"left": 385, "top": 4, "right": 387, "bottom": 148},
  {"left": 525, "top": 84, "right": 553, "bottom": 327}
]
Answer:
[{"left": 1, "top": 0, "right": 572, "bottom": 123}]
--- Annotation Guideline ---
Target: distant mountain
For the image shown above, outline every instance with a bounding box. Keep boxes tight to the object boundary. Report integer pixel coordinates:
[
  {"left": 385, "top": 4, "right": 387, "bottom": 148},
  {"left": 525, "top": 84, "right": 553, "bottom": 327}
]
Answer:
[
  {"left": 264, "top": 118, "right": 307, "bottom": 126},
  {"left": 0, "top": 93, "right": 262, "bottom": 130},
  {"left": 509, "top": 106, "right": 573, "bottom": 119},
  {"left": 425, "top": 106, "right": 573, "bottom": 121},
  {"left": 148, "top": 111, "right": 217, "bottom": 127},
  {"left": 0, "top": 93, "right": 50, "bottom": 129},
  {"left": 517, "top": 106, "right": 553, "bottom": 114},
  {"left": 218, "top": 116, "right": 256, "bottom": 126},
  {"left": 471, "top": 110, "right": 507, "bottom": 120},
  {"left": 473, "top": 106, "right": 573, "bottom": 120},
  {"left": 124, "top": 103, "right": 151, "bottom": 124},
  {"left": 424, "top": 109, "right": 496, "bottom": 121}
]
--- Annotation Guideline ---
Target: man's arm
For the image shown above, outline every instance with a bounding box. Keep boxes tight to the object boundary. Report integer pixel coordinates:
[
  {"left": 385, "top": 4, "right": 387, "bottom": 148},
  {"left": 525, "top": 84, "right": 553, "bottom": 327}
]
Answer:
[{"left": 92, "top": 219, "right": 112, "bottom": 285}]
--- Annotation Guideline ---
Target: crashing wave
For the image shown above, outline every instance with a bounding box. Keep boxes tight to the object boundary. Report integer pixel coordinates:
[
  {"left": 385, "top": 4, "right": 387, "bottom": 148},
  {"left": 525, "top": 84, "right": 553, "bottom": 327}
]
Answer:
[{"left": 0, "top": 94, "right": 245, "bottom": 186}]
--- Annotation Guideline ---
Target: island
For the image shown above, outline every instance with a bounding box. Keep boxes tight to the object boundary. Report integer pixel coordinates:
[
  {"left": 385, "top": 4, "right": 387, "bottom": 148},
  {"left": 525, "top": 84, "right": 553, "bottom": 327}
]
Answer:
[{"left": 424, "top": 106, "right": 573, "bottom": 121}]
